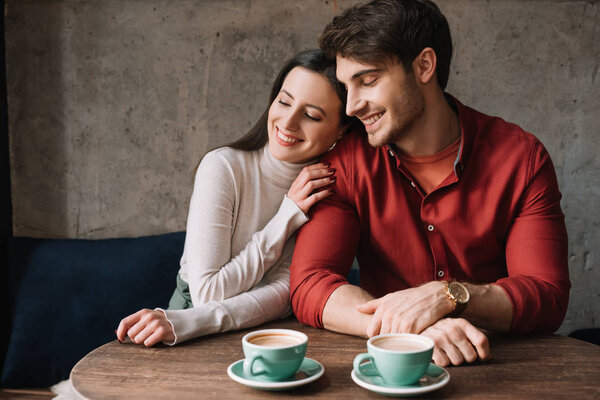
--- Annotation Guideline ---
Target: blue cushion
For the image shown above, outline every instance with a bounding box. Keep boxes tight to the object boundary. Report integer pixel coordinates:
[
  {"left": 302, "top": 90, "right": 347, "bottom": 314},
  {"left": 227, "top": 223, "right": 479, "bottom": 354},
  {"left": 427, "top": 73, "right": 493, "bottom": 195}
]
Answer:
[{"left": 1, "top": 232, "right": 185, "bottom": 388}]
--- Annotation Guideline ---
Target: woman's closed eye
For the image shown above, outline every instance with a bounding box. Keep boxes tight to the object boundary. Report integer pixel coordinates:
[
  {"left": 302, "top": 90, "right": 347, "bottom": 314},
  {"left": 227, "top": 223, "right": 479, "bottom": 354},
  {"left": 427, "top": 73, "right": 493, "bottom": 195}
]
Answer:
[
  {"left": 305, "top": 113, "right": 321, "bottom": 122},
  {"left": 278, "top": 99, "right": 291, "bottom": 107}
]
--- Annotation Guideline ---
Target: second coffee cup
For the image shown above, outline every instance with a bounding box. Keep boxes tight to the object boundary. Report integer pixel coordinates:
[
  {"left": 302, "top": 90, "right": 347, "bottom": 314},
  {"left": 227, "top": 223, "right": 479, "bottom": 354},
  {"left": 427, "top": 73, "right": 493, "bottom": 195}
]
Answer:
[
  {"left": 242, "top": 329, "right": 308, "bottom": 381},
  {"left": 353, "top": 333, "right": 434, "bottom": 386}
]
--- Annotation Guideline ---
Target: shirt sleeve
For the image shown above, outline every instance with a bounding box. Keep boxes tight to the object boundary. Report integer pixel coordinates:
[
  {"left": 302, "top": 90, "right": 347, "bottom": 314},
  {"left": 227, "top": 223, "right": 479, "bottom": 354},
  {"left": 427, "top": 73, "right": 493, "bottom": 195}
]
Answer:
[
  {"left": 158, "top": 265, "right": 292, "bottom": 345},
  {"left": 289, "top": 147, "right": 361, "bottom": 328},
  {"left": 495, "top": 140, "right": 571, "bottom": 334},
  {"left": 182, "top": 151, "right": 308, "bottom": 307}
]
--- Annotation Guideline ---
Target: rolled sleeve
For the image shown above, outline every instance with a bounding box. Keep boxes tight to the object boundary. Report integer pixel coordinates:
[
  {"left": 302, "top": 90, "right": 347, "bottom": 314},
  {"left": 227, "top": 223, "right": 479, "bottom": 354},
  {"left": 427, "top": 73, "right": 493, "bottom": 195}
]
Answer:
[{"left": 500, "top": 141, "right": 570, "bottom": 334}]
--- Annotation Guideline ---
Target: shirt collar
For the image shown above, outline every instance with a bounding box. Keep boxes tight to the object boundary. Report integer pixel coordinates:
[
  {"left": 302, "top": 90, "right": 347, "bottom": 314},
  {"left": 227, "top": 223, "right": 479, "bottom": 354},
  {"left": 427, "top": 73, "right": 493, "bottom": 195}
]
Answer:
[{"left": 384, "top": 93, "right": 473, "bottom": 179}]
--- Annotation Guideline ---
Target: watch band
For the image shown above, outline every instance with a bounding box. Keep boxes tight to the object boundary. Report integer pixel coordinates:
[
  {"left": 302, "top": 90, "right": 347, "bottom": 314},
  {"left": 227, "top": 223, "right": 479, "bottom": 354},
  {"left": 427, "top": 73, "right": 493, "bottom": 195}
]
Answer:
[
  {"left": 445, "top": 281, "right": 469, "bottom": 318},
  {"left": 444, "top": 281, "right": 457, "bottom": 312}
]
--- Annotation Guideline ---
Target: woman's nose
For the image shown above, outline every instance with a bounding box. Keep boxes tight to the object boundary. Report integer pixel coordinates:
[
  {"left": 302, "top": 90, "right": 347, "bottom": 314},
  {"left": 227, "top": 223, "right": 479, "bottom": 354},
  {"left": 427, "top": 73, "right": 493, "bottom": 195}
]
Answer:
[{"left": 282, "top": 110, "right": 300, "bottom": 131}]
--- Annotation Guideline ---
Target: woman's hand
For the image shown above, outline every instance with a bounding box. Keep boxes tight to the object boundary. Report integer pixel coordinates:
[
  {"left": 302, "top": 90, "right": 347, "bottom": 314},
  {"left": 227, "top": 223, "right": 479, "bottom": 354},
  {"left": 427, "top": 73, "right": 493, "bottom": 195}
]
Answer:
[
  {"left": 287, "top": 163, "right": 335, "bottom": 214},
  {"left": 116, "top": 309, "right": 175, "bottom": 346}
]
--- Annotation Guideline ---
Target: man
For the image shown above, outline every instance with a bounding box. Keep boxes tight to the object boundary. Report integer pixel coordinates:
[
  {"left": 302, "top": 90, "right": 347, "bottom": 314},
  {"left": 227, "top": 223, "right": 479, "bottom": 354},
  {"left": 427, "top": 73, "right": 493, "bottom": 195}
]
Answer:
[{"left": 289, "top": 0, "right": 570, "bottom": 367}]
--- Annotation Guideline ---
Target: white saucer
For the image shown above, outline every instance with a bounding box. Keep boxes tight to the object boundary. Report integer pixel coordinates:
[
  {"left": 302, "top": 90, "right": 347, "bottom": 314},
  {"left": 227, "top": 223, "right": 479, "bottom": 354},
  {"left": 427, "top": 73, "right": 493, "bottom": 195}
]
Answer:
[
  {"left": 227, "top": 357, "right": 324, "bottom": 391},
  {"left": 351, "top": 362, "right": 450, "bottom": 397}
]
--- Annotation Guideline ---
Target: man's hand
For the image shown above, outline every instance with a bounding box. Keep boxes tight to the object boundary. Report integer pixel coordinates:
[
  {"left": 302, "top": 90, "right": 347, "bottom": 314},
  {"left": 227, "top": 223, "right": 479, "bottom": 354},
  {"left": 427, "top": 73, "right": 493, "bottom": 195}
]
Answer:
[
  {"left": 116, "top": 309, "right": 175, "bottom": 346},
  {"left": 356, "top": 281, "right": 453, "bottom": 337},
  {"left": 421, "top": 318, "right": 490, "bottom": 367}
]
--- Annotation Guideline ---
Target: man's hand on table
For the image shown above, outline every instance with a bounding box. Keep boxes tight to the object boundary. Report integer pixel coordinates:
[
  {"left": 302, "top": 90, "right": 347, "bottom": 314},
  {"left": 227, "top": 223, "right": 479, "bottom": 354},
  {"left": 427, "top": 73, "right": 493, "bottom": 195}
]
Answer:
[
  {"left": 356, "top": 281, "right": 453, "bottom": 337},
  {"left": 421, "top": 318, "right": 490, "bottom": 367},
  {"left": 355, "top": 281, "right": 491, "bottom": 367},
  {"left": 116, "top": 309, "right": 175, "bottom": 346}
]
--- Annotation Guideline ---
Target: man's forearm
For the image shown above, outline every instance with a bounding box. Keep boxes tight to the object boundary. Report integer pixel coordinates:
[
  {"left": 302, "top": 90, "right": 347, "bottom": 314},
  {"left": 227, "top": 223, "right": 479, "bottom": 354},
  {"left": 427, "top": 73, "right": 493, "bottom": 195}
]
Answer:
[
  {"left": 462, "top": 283, "right": 513, "bottom": 332},
  {"left": 322, "top": 284, "right": 375, "bottom": 338}
]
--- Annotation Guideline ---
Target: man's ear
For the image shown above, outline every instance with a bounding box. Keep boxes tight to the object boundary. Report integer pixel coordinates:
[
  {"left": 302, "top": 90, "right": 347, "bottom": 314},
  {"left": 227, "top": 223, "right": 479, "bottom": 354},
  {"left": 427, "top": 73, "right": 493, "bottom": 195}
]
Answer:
[{"left": 413, "top": 47, "right": 437, "bottom": 85}]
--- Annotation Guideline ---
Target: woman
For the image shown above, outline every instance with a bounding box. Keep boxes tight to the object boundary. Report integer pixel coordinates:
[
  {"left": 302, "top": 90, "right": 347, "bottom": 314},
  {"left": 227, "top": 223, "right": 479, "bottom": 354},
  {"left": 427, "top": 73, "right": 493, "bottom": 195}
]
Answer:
[{"left": 116, "top": 49, "right": 357, "bottom": 346}]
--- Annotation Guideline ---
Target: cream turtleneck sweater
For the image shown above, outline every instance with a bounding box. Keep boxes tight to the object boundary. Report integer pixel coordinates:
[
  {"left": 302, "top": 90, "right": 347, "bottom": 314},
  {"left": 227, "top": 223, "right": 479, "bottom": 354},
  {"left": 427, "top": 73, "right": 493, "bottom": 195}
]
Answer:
[{"left": 158, "top": 145, "right": 310, "bottom": 344}]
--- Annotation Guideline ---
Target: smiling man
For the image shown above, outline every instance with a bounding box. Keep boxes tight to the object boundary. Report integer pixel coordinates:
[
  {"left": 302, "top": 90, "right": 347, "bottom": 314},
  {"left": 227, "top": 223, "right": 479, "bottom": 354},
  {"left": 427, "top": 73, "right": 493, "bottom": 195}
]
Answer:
[{"left": 289, "top": 0, "right": 571, "bottom": 367}]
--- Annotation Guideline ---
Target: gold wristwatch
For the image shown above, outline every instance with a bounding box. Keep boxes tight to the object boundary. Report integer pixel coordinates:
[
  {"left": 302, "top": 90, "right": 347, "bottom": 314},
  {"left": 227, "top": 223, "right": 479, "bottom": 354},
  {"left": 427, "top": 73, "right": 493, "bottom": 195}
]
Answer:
[{"left": 445, "top": 281, "right": 470, "bottom": 317}]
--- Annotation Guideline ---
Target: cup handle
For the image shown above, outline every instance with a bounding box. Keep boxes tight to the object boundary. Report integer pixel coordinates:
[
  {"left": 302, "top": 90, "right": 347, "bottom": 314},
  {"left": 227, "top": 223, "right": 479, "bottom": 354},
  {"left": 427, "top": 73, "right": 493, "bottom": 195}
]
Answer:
[
  {"left": 353, "top": 353, "right": 378, "bottom": 376},
  {"left": 243, "top": 354, "right": 265, "bottom": 377}
]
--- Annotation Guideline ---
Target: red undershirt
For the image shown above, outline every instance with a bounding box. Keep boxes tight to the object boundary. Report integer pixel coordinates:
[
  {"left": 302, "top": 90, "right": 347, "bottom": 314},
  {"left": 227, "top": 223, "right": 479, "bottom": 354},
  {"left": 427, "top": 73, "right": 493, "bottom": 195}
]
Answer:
[{"left": 395, "top": 138, "right": 461, "bottom": 195}]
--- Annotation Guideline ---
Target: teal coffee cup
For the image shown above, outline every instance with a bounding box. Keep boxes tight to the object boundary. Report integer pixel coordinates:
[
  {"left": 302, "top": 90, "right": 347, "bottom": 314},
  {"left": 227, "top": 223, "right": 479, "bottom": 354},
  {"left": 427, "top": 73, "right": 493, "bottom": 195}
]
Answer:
[
  {"left": 242, "top": 329, "right": 308, "bottom": 381},
  {"left": 353, "top": 333, "right": 434, "bottom": 386}
]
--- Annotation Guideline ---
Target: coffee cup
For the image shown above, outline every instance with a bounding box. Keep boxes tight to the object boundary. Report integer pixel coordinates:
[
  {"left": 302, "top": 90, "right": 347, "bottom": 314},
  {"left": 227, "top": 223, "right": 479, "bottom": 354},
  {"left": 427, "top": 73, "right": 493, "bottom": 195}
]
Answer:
[
  {"left": 242, "top": 329, "right": 308, "bottom": 381},
  {"left": 353, "top": 333, "right": 434, "bottom": 386}
]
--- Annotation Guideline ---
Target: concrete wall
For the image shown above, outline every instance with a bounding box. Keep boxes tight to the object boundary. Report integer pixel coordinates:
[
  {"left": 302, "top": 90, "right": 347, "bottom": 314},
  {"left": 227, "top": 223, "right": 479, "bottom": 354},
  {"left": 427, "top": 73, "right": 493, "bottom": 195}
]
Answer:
[{"left": 5, "top": 1, "right": 599, "bottom": 334}]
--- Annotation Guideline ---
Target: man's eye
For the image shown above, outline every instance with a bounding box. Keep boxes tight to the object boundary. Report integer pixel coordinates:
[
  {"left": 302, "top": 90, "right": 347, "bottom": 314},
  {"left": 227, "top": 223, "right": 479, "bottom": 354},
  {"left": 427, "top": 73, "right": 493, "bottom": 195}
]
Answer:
[
  {"left": 363, "top": 78, "right": 377, "bottom": 87},
  {"left": 278, "top": 100, "right": 290, "bottom": 106}
]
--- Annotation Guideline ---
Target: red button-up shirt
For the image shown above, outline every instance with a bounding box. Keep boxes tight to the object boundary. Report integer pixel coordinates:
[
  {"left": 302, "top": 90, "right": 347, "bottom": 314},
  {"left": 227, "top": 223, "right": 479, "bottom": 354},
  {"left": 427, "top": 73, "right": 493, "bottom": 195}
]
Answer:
[{"left": 290, "top": 96, "right": 570, "bottom": 334}]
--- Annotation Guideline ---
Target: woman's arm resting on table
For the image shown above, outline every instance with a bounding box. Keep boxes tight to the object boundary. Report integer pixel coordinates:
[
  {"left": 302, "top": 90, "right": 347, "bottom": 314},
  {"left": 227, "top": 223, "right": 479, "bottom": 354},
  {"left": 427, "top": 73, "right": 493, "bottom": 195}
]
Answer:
[
  {"left": 117, "top": 266, "right": 293, "bottom": 346},
  {"left": 160, "top": 266, "right": 293, "bottom": 345}
]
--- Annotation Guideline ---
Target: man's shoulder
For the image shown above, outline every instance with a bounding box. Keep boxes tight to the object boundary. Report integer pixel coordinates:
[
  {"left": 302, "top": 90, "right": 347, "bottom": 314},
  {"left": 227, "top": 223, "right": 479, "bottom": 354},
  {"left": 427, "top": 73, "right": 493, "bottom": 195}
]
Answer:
[
  {"left": 458, "top": 100, "right": 540, "bottom": 146},
  {"left": 321, "top": 128, "right": 376, "bottom": 164},
  {"left": 456, "top": 100, "right": 544, "bottom": 166}
]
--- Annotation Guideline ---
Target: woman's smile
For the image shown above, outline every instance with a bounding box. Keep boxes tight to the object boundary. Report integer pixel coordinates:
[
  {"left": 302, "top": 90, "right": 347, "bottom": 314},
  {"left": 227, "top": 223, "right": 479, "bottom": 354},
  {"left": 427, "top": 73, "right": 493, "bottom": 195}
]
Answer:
[{"left": 275, "top": 126, "right": 304, "bottom": 146}]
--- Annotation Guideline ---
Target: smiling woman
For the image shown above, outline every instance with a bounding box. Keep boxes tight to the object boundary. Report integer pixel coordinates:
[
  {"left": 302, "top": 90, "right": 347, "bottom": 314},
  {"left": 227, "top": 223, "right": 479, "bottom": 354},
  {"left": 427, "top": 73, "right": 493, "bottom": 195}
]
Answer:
[
  {"left": 267, "top": 67, "right": 343, "bottom": 163},
  {"left": 115, "top": 49, "right": 360, "bottom": 346}
]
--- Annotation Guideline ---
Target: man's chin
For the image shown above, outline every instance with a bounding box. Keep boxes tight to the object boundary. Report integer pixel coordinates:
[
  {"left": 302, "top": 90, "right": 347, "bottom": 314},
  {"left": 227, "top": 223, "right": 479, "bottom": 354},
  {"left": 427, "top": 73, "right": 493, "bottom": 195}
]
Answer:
[{"left": 366, "top": 131, "right": 389, "bottom": 148}]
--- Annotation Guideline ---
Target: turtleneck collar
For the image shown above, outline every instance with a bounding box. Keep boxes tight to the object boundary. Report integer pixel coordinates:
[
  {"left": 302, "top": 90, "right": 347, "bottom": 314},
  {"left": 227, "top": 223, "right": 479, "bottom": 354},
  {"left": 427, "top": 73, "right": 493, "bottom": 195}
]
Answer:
[{"left": 258, "top": 144, "right": 318, "bottom": 188}]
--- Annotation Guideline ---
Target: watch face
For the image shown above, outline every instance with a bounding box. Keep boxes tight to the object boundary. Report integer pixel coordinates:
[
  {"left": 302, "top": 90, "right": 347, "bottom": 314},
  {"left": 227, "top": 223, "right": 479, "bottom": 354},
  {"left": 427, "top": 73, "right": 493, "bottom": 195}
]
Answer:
[{"left": 449, "top": 282, "right": 470, "bottom": 304}]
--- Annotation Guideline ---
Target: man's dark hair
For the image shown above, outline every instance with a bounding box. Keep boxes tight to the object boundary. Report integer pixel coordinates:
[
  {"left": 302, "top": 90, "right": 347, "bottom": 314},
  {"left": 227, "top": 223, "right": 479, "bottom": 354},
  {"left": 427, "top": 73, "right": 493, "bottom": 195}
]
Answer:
[{"left": 319, "top": 0, "right": 453, "bottom": 90}]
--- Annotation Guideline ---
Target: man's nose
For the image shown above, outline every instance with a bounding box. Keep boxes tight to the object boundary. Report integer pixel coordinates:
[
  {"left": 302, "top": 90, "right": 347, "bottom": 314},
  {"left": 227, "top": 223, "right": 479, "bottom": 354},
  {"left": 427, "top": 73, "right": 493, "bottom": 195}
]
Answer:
[{"left": 345, "top": 88, "right": 365, "bottom": 117}]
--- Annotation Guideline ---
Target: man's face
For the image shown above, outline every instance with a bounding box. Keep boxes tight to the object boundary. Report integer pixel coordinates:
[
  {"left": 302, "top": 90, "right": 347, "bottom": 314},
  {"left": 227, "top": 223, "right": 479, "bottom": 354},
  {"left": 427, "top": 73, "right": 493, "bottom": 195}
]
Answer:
[{"left": 336, "top": 56, "right": 424, "bottom": 148}]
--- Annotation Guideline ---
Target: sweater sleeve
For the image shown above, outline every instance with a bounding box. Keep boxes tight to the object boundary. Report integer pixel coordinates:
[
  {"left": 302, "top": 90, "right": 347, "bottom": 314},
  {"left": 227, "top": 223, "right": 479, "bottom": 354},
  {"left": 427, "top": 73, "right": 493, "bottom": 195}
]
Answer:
[
  {"left": 158, "top": 265, "right": 292, "bottom": 345},
  {"left": 495, "top": 141, "right": 571, "bottom": 334},
  {"left": 182, "top": 151, "right": 308, "bottom": 307}
]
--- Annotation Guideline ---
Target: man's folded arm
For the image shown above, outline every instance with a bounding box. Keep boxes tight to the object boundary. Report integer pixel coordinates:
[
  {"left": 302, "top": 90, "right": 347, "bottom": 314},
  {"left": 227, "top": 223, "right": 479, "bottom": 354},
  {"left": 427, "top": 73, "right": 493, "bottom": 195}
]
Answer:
[
  {"left": 495, "top": 141, "right": 570, "bottom": 334},
  {"left": 289, "top": 193, "right": 363, "bottom": 330}
]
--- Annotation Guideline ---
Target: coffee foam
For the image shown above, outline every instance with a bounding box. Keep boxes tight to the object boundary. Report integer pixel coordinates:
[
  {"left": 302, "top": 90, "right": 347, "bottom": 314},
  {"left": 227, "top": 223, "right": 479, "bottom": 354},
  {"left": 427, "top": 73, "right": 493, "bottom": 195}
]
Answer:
[
  {"left": 248, "top": 333, "right": 304, "bottom": 348},
  {"left": 372, "top": 337, "right": 430, "bottom": 352}
]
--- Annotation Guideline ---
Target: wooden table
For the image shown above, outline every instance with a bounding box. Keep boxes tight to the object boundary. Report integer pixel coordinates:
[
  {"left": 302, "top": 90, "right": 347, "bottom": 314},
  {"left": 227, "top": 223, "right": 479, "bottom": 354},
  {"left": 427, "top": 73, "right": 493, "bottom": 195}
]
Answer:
[{"left": 70, "top": 318, "right": 600, "bottom": 399}]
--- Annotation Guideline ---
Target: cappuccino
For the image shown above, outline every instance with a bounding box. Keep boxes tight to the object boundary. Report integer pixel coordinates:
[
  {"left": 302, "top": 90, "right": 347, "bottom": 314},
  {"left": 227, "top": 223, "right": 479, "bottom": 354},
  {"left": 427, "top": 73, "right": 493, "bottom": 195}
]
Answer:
[
  {"left": 242, "top": 329, "right": 308, "bottom": 381},
  {"left": 249, "top": 333, "right": 304, "bottom": 348},
  {"left": 372, "top": 337, "right": 429, "bottom": 352}
]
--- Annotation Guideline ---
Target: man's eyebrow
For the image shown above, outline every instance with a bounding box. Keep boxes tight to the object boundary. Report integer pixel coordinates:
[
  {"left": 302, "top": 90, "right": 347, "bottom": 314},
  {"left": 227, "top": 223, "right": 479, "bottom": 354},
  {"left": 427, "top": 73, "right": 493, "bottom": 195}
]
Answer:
[
  {"left": 351, "top": 68, "right": 381, "bottom": 80},
  {"left": 280, "top": 89, "right": 326, "bottom": 116}
]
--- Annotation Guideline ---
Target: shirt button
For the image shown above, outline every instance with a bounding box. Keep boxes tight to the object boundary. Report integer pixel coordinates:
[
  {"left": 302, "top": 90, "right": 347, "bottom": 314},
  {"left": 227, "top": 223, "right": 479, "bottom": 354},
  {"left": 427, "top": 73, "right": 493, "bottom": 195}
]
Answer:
[
  {"left": 427, "top": 224, "right": 435, "bottom": 232},
  {"left": 410, "top": 181, "right": 416, "bottom": 187},
  {"left": 389, "top": 150, "right": 394, "bottom": 157},
  {"left": 437, "top": 270, "right": 445, "bottom": 278}
]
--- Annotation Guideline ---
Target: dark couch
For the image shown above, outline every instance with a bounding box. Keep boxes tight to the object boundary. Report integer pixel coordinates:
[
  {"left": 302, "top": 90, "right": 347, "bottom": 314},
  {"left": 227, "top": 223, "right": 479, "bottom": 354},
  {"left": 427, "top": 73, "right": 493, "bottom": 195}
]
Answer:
[{"left": 1, "top": 232, "right": 185, "bottom": 388}]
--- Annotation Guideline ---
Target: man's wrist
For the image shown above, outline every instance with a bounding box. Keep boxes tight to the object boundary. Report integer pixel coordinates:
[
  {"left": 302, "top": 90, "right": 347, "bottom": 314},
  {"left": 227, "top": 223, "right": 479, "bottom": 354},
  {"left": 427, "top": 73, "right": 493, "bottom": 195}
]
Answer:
[{"left": 444, "top": 281, "right": 471, "bottom": 317}]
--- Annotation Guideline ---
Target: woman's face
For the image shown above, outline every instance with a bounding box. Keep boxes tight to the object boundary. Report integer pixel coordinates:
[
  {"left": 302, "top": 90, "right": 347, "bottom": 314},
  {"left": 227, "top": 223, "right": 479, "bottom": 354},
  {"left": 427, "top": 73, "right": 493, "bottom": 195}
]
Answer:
[{"left": 267, "top": 67, "right": 343, "bottom": 164}]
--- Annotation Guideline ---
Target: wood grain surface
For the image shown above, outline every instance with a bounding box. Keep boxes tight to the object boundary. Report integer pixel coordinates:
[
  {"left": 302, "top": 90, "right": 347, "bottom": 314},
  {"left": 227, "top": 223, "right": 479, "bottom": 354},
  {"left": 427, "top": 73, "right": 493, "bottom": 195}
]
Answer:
[{"left": 70, "top": 318, "right": 600, "bottom": 399}]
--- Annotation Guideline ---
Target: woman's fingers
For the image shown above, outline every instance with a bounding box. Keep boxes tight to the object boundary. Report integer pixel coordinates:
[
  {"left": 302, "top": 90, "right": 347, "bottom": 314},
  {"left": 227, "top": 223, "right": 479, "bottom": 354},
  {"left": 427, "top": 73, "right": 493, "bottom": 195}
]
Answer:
[
  {"left": 116, "top": 309, "right": 148, "bottom": 342},
  {"left": 298, "top": 176, "right": 335, "bottom": 196},
  {"left": 288, "top": 163, "right": 336, "bottom": 213},
  {"left": 299, "top": 188, "right": 333, "bottom": 210}
]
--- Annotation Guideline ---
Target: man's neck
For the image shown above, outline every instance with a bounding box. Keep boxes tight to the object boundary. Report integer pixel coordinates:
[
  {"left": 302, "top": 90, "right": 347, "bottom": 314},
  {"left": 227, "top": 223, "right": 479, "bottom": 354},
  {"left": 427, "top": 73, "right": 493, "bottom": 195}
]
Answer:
[{"left": 392, "top": 92, "right": 460, "bottom": 157}]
